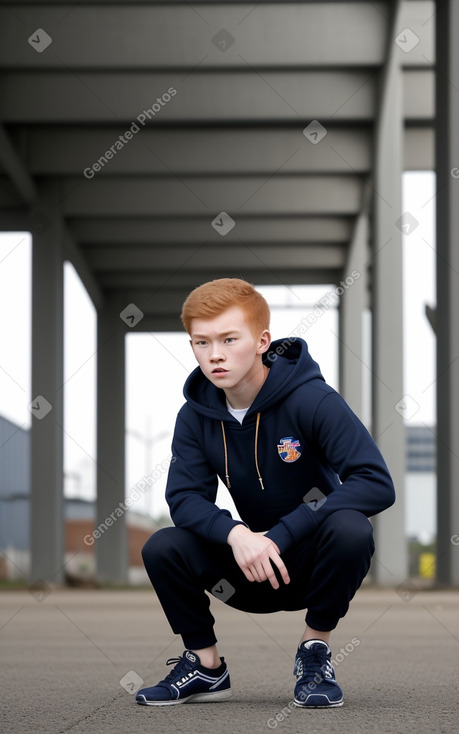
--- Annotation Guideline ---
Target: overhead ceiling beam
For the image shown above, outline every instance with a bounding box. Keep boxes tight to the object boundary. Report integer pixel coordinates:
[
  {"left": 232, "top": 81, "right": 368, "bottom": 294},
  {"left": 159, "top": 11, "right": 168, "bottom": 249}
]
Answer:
[
  {"left": 23, "top": 126, "right": 433, "bottom": 177},
  {"left": 61, "top": 175, "right": 362, "bottom": 217},
  {"left": 0, "top": 125, "right": 36, "bottom": 203},
  {"left": 73, "top": 216, "right": 352, "bottom": 245},
  {"left": 97, "top": 268, "right": 342, "bottom": 291},
  {"left": 112, "top": 281, "right": 344, "bottom": 315},
  {"left": 0, "top": 2, "right": 434, "bottom": 70},
  {"left": 0, "top": 70, "right": 433, "bottom": 123},
  {"left": 127, "top": 314, "right": 184, "bottom": 333},
  {"left": 86, "top": 242, "right": 345, "bottom": 272},
  {"left": 0, "top": 3, "right": 387, "bottom": 69},
  {"left": 25, "top": 127, "right": 372, "bottom": 176},
  {"left": 0, "top": 68, "right": 434, "bottom": 127},
  {"left": 0, "top": 210, "right": 29, "bottom": 231},
  {"left": 0, "top": 70, "right": 375, "bottom": 123}
]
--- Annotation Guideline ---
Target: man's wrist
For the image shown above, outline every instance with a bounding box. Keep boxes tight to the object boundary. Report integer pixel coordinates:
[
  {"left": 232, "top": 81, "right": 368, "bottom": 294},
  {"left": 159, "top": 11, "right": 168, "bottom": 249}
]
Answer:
[{"left": 227, "top": 523, "right": 249, "bottom": 545}]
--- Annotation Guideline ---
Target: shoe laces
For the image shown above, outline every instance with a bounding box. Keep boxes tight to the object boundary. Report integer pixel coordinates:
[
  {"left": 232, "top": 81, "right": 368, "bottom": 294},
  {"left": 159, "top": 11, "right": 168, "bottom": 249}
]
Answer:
[{"left": 294, "top": 645, "right": 335, "bottom": 686}]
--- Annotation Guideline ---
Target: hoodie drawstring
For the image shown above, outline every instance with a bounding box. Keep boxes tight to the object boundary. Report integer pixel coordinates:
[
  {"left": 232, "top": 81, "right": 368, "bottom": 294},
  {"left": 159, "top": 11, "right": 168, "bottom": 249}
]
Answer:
[
  {"left": 254, "top": 412, "right": 265, "bottom": 490},
  {"left": 221, "top": 412, "right": 264, "bottom": 491},
  {"left": 221, "top": 420, "right": 231, "bottom": 489}
]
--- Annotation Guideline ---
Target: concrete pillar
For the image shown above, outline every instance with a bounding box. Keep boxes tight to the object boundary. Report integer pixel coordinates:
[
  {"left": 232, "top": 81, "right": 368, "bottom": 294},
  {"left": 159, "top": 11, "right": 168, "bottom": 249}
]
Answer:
[
  {"left": 435, "top": 0, "right": 459, "bottom": 586},
  {"left": 30, "top": 185, "right": 65, "bottom": 583},
  {"left": 96, "top": 296, "right": 128, "bottom": 583},
  {"left": 371, "top": 0, "right": 407, "bottom": 585},
  {"left": 339, "top": 210, "right": 369, "bottom": 422}
]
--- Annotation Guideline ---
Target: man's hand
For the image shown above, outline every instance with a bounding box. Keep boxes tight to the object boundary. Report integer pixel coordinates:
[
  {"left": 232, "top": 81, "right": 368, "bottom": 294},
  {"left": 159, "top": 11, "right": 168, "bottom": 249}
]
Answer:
[{"left": 227, "top": 525, "right": 290, "bottom": 589}]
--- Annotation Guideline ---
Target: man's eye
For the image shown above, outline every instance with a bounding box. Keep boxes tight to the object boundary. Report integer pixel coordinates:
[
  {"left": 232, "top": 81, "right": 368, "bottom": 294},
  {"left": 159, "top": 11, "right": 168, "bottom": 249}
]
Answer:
[{"left": 225, "top": 337, "right": 235, "bottom": 343}]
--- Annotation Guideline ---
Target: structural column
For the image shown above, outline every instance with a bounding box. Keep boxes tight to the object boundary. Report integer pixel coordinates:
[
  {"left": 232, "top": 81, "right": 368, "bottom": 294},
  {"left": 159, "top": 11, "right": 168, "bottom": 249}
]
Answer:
[
  {"left": 371, "top": 0, "right": 407, "bottom": 585},
  {"left": 435, "top": 0, "right": 459, "bottom": 585},
  {"left": 30, "top": 185, "right": 65, "bottom": 583},
  {"left": 339, "top": 209, "right": 369, "bottom": 423},
  {"left": 96, "top": 296, "right": 128, "bottom": 583}
]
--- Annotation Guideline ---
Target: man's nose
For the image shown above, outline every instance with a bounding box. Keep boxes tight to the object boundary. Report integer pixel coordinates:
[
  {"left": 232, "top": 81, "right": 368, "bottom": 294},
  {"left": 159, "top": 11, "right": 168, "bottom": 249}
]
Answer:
[{"left": 210, "top": 346, "right": 225, "bottom": 361}]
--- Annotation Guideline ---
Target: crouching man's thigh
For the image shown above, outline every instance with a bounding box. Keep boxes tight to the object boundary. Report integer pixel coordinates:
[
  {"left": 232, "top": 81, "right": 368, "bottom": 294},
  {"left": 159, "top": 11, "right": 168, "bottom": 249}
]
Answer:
[{"left": 317, "top": 510, "right": 375, "bottom": 560}]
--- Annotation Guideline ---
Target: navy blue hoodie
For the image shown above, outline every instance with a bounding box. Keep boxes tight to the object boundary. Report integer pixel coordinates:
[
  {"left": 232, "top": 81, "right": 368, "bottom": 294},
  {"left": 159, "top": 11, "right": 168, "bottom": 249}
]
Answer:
[{"left": 165, "top": 337, "right": 395, "bottom": 554}]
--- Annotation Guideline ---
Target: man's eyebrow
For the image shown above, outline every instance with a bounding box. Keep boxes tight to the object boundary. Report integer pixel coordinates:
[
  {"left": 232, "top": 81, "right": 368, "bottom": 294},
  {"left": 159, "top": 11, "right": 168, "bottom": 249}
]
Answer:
[{"left": 191, "top": 329, "right": 242, "bottom": 338}]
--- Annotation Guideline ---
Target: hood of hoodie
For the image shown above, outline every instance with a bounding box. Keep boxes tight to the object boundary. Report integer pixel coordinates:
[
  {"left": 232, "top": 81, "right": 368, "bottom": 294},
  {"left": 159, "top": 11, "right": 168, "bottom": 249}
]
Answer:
[{"left": 183, "top": 337, "right": 324, "bottom": 420}]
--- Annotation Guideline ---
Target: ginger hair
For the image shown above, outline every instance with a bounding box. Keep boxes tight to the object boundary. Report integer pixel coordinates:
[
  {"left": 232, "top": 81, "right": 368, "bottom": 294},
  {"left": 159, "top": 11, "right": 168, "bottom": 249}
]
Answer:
[{"left": 181, "top": 278, "right": 270, "bottom": 337}]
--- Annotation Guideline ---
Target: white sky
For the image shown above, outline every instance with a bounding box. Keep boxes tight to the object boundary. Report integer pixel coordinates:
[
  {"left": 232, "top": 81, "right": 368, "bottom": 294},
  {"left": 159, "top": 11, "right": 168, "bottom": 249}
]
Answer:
[{"left": 0, "top": 171, "right": 436, "bottom": 536}]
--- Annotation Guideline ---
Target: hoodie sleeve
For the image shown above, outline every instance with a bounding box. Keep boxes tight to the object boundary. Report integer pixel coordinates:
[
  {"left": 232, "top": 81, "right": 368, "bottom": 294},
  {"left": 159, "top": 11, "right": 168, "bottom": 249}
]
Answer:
[
  {"left": 265, "top": 391, "right": 396, "bottom": 553},
  {"left": 165, "top": 410, "right": 245, "bottom": 543}
]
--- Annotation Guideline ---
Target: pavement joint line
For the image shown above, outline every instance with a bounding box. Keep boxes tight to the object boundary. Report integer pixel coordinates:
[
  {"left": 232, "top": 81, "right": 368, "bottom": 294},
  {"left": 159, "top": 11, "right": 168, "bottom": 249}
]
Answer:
[
  {"left": 145, "top": 635, "right": 179, "bottom": 670},
  {"left": 55, "top": 604, "right": 118, "bottom": 665},
  {"left": 422, "top": 604, "right": 459, "bottom": 644},
  {"left": 362, "top": 603, "right": 393, "bottom": 634},
  {"left": 58, "top": 691, "right": 123, "bottom": 733}
]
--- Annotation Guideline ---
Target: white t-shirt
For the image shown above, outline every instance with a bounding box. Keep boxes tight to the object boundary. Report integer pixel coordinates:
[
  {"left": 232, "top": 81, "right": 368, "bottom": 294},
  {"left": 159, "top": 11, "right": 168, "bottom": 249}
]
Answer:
[{"left": 226, "top": 401, "right": 249, "bottom": 424}]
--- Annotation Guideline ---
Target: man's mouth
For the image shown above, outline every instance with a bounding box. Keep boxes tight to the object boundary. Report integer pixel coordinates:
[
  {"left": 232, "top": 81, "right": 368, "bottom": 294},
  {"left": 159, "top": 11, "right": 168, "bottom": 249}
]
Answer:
[{"left": 212, "top": 368, "right": 228, "bottom": 374}]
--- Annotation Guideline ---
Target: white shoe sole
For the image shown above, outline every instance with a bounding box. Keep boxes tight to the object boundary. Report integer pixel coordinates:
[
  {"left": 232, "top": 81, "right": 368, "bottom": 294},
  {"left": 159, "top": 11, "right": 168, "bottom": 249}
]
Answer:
[
  {"left": 294, "top": 696, "right": 343, "bottom": 708},
  {"left": 137, "top": 688, "right": 233, "bottom": 706}
]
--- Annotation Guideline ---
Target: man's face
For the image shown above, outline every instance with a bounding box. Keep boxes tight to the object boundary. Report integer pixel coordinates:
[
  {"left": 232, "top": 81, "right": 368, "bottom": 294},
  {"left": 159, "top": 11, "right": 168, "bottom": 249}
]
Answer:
[{"left": 189, "top": 306, "right": 270, "bottom": 396}]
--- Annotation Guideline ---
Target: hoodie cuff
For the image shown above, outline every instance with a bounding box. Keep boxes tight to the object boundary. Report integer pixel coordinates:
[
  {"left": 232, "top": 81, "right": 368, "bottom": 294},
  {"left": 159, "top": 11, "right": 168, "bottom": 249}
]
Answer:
[
  {"left": 206, "top": 513, "right": 247, "bottom": 545},
  {"left": 265, "top": 523, "right": 296, "bottom": 554}
]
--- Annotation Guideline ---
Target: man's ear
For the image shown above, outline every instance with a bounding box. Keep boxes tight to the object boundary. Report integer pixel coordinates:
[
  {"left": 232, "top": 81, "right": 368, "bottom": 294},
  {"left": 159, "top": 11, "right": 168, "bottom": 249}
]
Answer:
[{"left": 257, "top": 329, "right": 271, "bottom": 354}]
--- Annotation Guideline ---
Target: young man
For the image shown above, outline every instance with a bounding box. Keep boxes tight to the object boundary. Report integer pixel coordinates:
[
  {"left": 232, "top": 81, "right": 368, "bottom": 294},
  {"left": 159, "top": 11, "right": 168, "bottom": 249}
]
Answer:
[{"left": 137, "top": 278, "right": 395, "bottom": 709}]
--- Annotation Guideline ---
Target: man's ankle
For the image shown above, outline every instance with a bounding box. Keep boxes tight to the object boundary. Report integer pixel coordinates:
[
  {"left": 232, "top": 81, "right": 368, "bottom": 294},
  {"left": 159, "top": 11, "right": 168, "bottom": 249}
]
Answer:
[
  {"left": 190, "top": 646, "right": 221, "bottom": 669},
  {"left": 299, "top": 625, "right": 331, "bottom": 647}
]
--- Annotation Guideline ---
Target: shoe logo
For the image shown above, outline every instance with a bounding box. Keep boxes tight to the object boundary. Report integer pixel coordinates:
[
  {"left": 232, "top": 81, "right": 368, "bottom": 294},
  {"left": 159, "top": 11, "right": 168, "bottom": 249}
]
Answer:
[
  {"left": 185, "top": 651, "right": 197, "bottom": 663},
  {"left": 278, "top": 437, "right": 302, "bottom": 463}
]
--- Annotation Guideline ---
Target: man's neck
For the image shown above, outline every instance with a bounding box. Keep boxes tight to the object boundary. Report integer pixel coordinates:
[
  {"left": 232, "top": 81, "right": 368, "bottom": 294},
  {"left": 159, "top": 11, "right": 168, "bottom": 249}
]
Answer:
[{"left": 225, "top": 364, "right": 269, "bottom": 410}]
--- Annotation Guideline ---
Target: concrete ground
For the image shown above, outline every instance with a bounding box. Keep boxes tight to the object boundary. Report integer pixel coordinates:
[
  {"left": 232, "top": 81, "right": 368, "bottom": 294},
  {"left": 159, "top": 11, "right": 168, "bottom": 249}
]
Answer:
[{"left": 1, "top": 586, "right": 458, "bottom": 734}]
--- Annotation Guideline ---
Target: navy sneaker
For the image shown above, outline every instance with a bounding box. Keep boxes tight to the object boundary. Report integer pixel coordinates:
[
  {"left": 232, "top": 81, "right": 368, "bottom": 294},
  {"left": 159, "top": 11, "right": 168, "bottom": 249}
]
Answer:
[
  {"left": 293, "top": 640, "right": 343, "bottom": 708},
  {"left": 136, "top": 650, "right": 232, "bottom": 706}
]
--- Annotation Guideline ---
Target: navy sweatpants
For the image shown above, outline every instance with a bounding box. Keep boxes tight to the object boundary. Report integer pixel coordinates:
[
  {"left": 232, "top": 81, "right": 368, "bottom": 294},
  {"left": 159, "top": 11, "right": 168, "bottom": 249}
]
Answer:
[{"left": 141, "top": 509, "right": 375, "bottom": 650}]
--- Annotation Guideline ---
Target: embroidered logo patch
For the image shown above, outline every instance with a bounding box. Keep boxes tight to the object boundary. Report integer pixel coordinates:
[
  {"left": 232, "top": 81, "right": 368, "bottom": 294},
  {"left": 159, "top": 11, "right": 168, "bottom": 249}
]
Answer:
[{"left": 277, "top": 436, "right": 302, "bottom": 463}]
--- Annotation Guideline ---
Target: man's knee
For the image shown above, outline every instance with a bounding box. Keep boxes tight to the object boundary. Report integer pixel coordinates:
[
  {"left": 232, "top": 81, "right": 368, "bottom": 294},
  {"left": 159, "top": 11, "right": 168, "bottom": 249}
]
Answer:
[
  {"left": 141, "top": 526, "right": 189, "bottom": 566},
  {"left": 321, "top": 510, "right": 375, "bottom": 558}
]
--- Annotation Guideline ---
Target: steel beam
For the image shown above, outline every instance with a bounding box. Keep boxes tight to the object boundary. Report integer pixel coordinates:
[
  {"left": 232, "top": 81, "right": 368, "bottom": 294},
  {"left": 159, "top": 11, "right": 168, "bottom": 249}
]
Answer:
[
  {"left": 0, "top": 3, "right": 435, "bottom": 70},
  {"left": 0, "top": 4, "right": 387, "bottom": 68},
  {"left": 339, "top": 208, "right": 370, "bottom": 421},
  {"left": 99, "top": 268, "right": 342, "bottom": 291},
  {"left": 61, "top": 176, "right": 362, "bottom": 217},
  {"left": 371, "top": 0, "right": 407, "bottom": 585},
  {"left": 435, "top": 0, "right": 459, "bottom": 586},
  {"left": 96, "top": 296, "right": 128, "bottom": 583},
  {"left": 0, "top": 70, "right": 432, "bottom": 123},
  {"left": 0, "top": 125, "right": 36, "bottom": 203},
  {"left": 85, "top": 243, "right": 345, "bottom": 272},
  {"left": 26, "top": 127, "right": 372, "bottom": 176},
  {"left": 72, "top": 216, "right": 352, "bottom": 246},
  {"left": 30, "top": 184, "right": 65, "bottom": 584}
]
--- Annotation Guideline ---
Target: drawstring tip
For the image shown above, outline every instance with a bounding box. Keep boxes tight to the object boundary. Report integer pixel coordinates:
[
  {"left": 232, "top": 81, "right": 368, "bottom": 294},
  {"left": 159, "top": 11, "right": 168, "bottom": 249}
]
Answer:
[
  {"left": 225, "top": 475, "right": 231, "bottom": 489},
  {"left": 259, "top": 477, "right": 265, "bottom": 490}
]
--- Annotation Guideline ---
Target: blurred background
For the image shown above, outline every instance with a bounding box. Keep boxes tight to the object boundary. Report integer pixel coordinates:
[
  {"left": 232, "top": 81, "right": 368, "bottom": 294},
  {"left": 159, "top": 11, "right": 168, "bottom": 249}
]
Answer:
[{"left": 0, "top": 0, "right": 454, "bottom": 589}]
